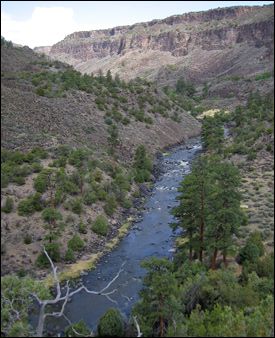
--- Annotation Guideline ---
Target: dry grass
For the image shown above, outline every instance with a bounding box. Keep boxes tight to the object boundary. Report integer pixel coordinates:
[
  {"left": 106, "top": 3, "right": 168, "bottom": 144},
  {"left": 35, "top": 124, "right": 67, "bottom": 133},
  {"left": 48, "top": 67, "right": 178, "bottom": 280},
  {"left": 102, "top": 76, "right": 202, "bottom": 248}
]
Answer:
[{"left": 44, "top": 222, "right": 131, "bottom": 286}]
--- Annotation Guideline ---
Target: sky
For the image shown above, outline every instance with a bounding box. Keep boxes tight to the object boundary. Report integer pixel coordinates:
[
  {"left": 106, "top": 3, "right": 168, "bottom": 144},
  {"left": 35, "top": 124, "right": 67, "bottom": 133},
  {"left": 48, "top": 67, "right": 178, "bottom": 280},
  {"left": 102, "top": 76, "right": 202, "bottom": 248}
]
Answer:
[{"left": 1, "top": 1, "right": 274, "bottom": 48}]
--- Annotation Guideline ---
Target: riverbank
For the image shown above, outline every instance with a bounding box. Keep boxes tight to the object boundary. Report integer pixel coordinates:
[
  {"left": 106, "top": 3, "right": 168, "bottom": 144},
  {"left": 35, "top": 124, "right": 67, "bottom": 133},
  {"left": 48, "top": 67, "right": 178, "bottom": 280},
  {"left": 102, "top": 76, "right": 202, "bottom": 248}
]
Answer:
[
  {"left": 43, "top": 137, "right": 197, "bottom": 286},
  {"left": 41, "top": 136, "right": 202, "bottom": 334}
]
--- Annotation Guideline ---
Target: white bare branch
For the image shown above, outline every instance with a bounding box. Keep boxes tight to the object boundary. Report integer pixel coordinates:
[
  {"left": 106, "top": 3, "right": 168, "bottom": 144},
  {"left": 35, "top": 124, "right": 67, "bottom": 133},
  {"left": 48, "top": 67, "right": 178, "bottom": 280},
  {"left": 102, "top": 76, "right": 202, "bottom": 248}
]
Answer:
[
  {"left": 62, "top": 313, "right": 94, "bottom": 337},
  {"left": 133, "top": 316, "right": 143, "bottom": 337},
  {"left": 32, "top": 247, "right": 125, "bottom": 337}
]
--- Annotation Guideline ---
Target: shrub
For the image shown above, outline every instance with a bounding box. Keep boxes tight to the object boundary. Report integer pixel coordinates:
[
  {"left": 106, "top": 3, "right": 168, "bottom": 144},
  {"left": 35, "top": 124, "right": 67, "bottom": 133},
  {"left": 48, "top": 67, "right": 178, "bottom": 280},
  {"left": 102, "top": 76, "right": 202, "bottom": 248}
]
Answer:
[
  {"left": 42, "top": 208, "right": 62, "bottom": 224},
  {"left": 34, "top": 170, "right": 51, "bottom": 193},
  {"left": 13, "top": 176, "right": 25, "bottom": 186},
  {"left": 63, "top": 180, "right": 79, "bottom": 195},
  {"left": 104, "top": 194, "right": 117, "bottom": 216},
  {"left": 54, "top": 188, "right": 65, "bottom": 206},
  {"left": 239, "top": 232, "right": 265, "bottom": 264},
  {"left": 23, "top": 234, "right": 32, "bottom": 245},
  {"left": 98, "top": 308, "right": 124, "bottom": 337},
  {"left": 83, "top": 191, "right": 97, "bottom": 205},
  {"left": 71, "top": 198, "right": 83, "bottom": 215},
  {"left": 64, "top": 248, "right": 75, "bottom": 262},
  {"left": 30, "top": 147, "right": 48, "bottom": 160},
  {"left": 96, "top": 188, "right": 107, "bottom": 201},
  {"left": 122, "top": 198, "right": 132, "bottom": 209},
  {"left": 114, "top": 173, "right": 131, "bottom": 191},
  {"left": 68, "top": 149, "right": 88, "bottom": 167},
  {"left": 68, "top": 235, "right": 85, "bottom": 252},
  {"left": 36, "top": 243, "right": 61, "bottom": 267},
  {"left": 79, "top": 222, "right": 88, "bottom": 234},
  {"left": 17, "top": 193, "right": 43, "bottom": 216},
  {"left": 93, "top": 169, "right": 103, "bottom": 182},
  {"left": 122, "top": 117, "right": 130, "bottom": 125},
  {"left": 1, "top": 174, "right": 9, "bottom": 188},
  {"left": 31, "top": 162, "right": 43, "bottom": 173},
  {"left": 92, "top": 215, "right": 109, "bottom": 236},
  {"left": 134, "top": 169, "right": 151, "bottom": 183},
  {"left": 255, "top": 252, "right": 274, "bottom": 279},
  {"left": 65, "top": 320, "right": 90, "bottom": 337},
  {"left": 239, "top": 242, "right": 261, "bottom": 264},
  {"left": 1, "top": 197, "right": 13, "bottom": 213}
]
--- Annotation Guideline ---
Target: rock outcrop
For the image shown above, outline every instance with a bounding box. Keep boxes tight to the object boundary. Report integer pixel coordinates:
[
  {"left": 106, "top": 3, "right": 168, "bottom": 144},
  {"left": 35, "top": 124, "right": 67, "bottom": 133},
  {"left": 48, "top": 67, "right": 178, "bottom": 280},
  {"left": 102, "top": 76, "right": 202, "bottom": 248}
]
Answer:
[{"left": 38, "top": 4, "right": 274, "bottom": 85}]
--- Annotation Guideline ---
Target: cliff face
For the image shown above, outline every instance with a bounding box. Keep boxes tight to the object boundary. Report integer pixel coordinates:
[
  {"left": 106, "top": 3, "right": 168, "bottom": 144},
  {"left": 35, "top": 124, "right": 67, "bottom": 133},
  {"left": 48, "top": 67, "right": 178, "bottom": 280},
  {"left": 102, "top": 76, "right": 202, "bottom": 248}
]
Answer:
[{"left": 41, "top": 4, "right": 274, "bottom": 86}]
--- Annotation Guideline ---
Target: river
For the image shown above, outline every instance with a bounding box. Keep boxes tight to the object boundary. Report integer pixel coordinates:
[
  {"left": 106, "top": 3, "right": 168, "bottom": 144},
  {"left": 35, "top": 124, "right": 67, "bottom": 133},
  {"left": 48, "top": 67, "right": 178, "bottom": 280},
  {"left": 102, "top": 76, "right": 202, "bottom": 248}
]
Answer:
[{"left": 43, "top": 136, "right": 202, "bottom": 335}]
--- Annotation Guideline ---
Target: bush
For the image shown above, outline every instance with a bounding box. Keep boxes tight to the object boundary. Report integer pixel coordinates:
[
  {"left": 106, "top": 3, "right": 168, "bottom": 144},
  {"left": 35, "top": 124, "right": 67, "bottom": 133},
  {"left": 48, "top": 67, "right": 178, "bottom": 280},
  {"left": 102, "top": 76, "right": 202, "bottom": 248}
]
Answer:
[
  {"left": 17, "top": 198, "right": 35, "bottom": 216},
  {"left": 17, "top": 193, "right": 43, "bottom": 216},
  {"left": 64, "top": 248, "right": 75, "bottom": 262},
  {"left": 133, "top": 145, "right": 152, "bottom": 183},
  {"left": 78, "top": 222, "right": 87, "bottom": 234},
  {"left": 36, "top": 243, "right": 61, "bottom": 267},
  {"left": 54, "top": 188, "right": 65, "bottom": 206},
  {"left": 23, "top": 234, "right": 32, "bottom": 245},
  {"left": 122, "top": 198, "right": 132, "bottom": 209},
  {"left": 68, "top": 235, "right": 85, "bottom": 252},
  {"left": 68, "top": 149, "right": 88, "bottom": 167},
  {"left": 96, "top": 188, "right": 107, "bottom": 201},
  {"left": 92, "top": 215, "right": 109, "bottom": 236},
  {"left": 254, "top": 252, "right": 274, "bottom": 279},
  {"left": 239, "top": 232, "right": 265, "bottom": 264},
  {"left": 98, "top": 308, "right": 124, "bottom": 337},
  {"left": 104, "top": 194, "right": 117, "bottom": 216},
  {"left": 83, "top": 191, "right": 97, "bottom": 205},
  {"left": 65, "top": 320, "right": 90, "bottom": 337},
  {"left": 42, "top": 208, "right": 62, "bottom": 224},
  {"left": 239, "top": 242, "right": 261, "bottom": 264},
  {"left": 34, "top": 170, "right": 51, "bottom": 193},
  {"left": 1, "top": 174, "right": 9, "bottom": 188},
  {"left": 71, "top": 198, "right": 83, "bottom": 215},
  {"left": 13, "top": 176, "right": 25, "bottom": 186},
  {"left": 1, "top": 197, "right": 13, "bottom": 213},
  {"left": 31, "top": 162, "right": 43, "bottom": 173}
]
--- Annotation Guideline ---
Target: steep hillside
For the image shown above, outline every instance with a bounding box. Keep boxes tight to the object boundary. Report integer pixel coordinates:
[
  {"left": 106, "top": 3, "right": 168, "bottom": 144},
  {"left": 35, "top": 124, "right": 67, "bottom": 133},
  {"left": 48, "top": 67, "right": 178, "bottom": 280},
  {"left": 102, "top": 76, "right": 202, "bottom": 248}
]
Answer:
[
  {"left": 2, "top": 43, "right": 200, "bottom": 155},
  {"left": 36, "top": 4, "right": 274, "bottom": 107},
  {"left": 1, "top": 41, "right": 200, "bottom": 276}
]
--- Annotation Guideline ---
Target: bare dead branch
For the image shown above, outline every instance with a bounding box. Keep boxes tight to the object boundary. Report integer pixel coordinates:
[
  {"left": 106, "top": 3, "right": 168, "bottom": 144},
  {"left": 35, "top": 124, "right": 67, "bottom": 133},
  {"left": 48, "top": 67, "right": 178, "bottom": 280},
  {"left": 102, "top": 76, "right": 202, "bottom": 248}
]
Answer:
[
  {"left": 32, "top": 247, "right": 126, "bottom": 337},
  {"left": 133, "top": 316, "right": 143, "bottom": 337}
]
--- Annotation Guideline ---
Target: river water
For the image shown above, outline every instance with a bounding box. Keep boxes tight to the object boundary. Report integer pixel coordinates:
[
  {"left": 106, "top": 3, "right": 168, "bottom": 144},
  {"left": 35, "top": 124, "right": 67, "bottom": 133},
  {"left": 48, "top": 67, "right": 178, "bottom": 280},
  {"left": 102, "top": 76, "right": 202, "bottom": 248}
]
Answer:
[{"left": 44, "top": 137, "right": 202, "bottom": 334}]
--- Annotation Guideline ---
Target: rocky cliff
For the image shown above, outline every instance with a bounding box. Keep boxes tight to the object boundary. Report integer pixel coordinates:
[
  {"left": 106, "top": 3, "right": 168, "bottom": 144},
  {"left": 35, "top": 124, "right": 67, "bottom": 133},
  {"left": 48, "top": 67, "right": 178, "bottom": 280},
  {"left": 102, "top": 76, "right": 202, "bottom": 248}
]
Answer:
[{"left": 37, "top": 4, "right": 274, "bottom": 87}]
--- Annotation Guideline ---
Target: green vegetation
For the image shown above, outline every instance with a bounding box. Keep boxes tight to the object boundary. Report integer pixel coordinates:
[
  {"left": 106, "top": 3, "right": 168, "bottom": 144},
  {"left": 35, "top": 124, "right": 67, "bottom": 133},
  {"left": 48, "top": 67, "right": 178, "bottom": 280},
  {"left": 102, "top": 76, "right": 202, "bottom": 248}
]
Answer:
[
  {"left": 133, "top": 145, "right": 153, "bottom": 183},
  {"left": 64, "top": 248, "right": 75, "bottom": 263},
  {"left": 98, "top": 308, "right": 124, "bottom": 337},
  {"left": 1, "top": 197, "right": 14, "bottom": 213},
  {"left": 70, "top": 198, "right": 83, "bottom": 215},
  {"left": 104, "top": 194, "right": 117, "bottom": 216},
  {"left": 65, "top": 320, "right": 90, "bottom": 337},
  {"left": 201, "top": 115, "right": 224, "bottom": 152},
  {"left": 23, "top": 234, "right": 32, "bottom": 245},
  {"left": 42, "top": 207, "right": 62, "bottom": 240},
  {"left": 1, "top": 36, "right": 13, "bottom": 48},
  {"left": 176, "top": 77, "right": 196, "bottom": 97},
  {"left": 68, "top": 235, "right": 85, "bottom": 252},
  {"left": 130, "top": 95, "right": 274, "bottom": 337},
  {"left": 36, "top": 243, "right": 61, "bottom": 268},
  {"left": 225, "top": 93, "right": 274, "bottom": 158},
  {"left": 92, "top": 215, "right": 109, "bottom": 236},
  {"left": 34, "top": 169, "right": 52, "bottom": 193},
  {"left": 1, "top": 274, "right": 50, "bottom": 337},
  {"left": 254, "top": 71, "right": 272, "bottom": 81},
  {"left": 172, "top": 155, "right": 245, "bottom": 268},
  {"left": 1, "top": 148, "right": 47, "bottom": 188},
  {"left": 133, "top": 258, "right": 180, "bottom": 337},
  {"left": 17, "top": 193, "right": 43, "bottom": 216}
]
